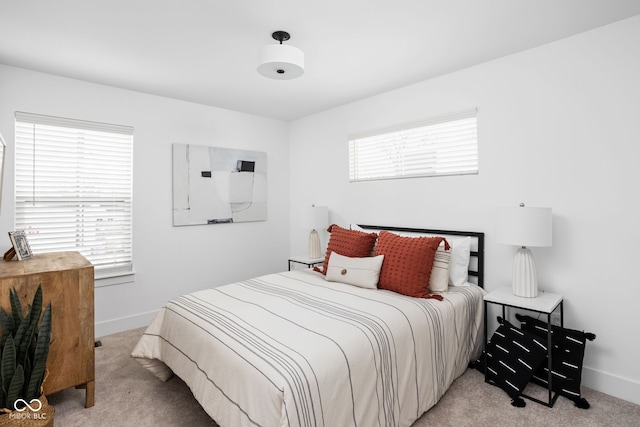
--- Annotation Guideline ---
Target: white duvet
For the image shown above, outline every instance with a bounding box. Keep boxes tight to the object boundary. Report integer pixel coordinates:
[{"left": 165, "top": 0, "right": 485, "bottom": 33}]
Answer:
[{"left": 131, "top": 270, "right": 483, "bottom": 427}]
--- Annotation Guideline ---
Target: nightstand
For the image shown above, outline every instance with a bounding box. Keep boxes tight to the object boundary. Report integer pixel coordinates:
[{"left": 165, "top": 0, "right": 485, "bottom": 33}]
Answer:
[
  {"left": 288, "top": 255, "right": 324, "bottom": 271},
  {"left": 483, "top": 286, "right": 563, "bottom": 407}
]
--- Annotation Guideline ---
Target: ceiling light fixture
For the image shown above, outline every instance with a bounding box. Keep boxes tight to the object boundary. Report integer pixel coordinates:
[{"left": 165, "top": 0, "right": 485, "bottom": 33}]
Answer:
[{"left": 257, "top": 31, "right": 304, "bottom": 80}]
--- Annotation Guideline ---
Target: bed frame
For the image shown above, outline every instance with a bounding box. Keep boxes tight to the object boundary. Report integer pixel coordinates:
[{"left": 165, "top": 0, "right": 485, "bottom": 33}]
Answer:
[{"left": 356, "top": 224, "right": 485, "bottom": 288}]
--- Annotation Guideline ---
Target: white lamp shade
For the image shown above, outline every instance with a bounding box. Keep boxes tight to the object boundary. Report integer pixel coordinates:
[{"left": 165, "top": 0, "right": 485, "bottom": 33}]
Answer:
[
  {"left": 495, "top": 206, "right": 552, "bottom": 247},
  {"left": 257, "top": 44, "right": 304, "bottom": 80},
  {"left": 302, "top": 205, "right": 328, "bottom": 231}
]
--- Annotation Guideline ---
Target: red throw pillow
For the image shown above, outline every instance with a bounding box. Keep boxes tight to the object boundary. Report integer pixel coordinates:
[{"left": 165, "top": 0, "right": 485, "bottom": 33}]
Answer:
[
  {"left": 318, "top": 224, "right": 377, "bottom": 275},
  {"left": 375, "top": 231, "right": 447, "bottom": 299}
]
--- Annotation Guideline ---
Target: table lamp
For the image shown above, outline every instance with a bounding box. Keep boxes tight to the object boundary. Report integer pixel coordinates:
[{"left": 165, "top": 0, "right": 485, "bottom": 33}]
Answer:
[
  {"left": 496, "top": 203, "right": 552, "bottom": 297},
  {"left": 302, "top": 205, "right": 328, "bottom": 259}
]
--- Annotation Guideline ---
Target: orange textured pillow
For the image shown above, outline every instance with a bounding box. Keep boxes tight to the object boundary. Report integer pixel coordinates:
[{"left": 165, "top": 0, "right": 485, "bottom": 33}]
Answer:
[
  {"left": 318, "top": 224, "right": 378, "bottom": 275},
  {"left": 375, "top": 231, "right": 448, "bottom": 299}
]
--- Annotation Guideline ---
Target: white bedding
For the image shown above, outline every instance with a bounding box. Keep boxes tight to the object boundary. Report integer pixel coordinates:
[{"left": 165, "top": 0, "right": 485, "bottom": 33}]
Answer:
[{"left": 132, "top": 269, "right": 484, "bottom": 427}]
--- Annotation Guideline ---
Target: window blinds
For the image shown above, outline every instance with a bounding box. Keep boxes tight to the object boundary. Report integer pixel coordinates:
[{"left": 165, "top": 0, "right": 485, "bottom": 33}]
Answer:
[
  {"left": 348, "top": 110, "right": 478, "bottom": 181},
  {"left": 14, "top": 112, "right": 134, "bottom": 277}
]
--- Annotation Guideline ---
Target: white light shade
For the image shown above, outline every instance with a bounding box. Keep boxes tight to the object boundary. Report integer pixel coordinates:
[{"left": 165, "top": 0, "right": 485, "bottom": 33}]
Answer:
[
  {"left": 495, "top": 206, "right": 552, "bottom": 247},
  {"left": 302, "top": 205, "right": 328, "bottom": 231},
  {"left": 257, "top": 44, "right": 304, "bottom": 80}
]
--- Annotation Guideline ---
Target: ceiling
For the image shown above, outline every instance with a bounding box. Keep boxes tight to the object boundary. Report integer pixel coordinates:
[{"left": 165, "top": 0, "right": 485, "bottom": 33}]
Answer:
[{"left": 1, "top": 1, "right": 639, "bottom": 121}]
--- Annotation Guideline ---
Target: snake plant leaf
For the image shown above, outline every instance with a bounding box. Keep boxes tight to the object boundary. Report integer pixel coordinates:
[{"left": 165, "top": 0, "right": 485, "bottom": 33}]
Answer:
[
  {"left": 0, "top": 308, "right": 14, "bottom": 355},
  {"left": 28, "top": 286, "right": 43, "bottom": 327},
  {"left": 12, "top": 313, "right": 28, "bottom": 358},
  {"left": 25, "top": 358, "right": 45, "bottom": 401},
  {"left": 17, "top": 285, "right": 43, "bottom": 367},
  {"left": 1, "top": 336, "right": 16, "bottom": 398},
  {"left": 9, "top": 289, "right": 23, "bottom": 330},
  {"left": 22, "top": 355, "right": 32, "bottom": 399},
  {"left": 6, "top": 364, "right": 24, "bottom": 411},
  {"left": 29, "top": 303, "right": 51, "bottom": 398},
  {"left": 0, "top": 307, "right": 14, "bottom": 332}
]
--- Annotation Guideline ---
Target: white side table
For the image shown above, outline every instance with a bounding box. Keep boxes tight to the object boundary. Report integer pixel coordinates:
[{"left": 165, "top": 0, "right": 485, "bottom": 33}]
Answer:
[
  {"left": 483, "top": 286, "right": 563, "bottom": 407},
  {"left": 288, "top": 255, "right": 324, "bottom": 271}
]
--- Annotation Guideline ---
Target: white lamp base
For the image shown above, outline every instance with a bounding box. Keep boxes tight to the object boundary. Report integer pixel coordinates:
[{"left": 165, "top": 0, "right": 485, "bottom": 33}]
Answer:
[
  {"left": 308, "top": 229, "right": 321, "bottom": 259},
  {"left": 512, "top": 247, "right": 538, "bottom": 297}
]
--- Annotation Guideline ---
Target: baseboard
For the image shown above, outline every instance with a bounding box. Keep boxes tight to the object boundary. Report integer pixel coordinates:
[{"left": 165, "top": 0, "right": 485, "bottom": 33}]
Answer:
[
  {"left": 94, "top": 310, "right": 158, "bottom": 339},
  {"left": 582, "top": 366, "right": 640, "bottom": 405}
]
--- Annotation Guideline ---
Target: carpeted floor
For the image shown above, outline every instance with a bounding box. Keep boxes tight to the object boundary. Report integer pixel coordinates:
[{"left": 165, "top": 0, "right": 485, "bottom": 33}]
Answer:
[{"left": 48, "top": 327, "right": 640, "bottom": 426}]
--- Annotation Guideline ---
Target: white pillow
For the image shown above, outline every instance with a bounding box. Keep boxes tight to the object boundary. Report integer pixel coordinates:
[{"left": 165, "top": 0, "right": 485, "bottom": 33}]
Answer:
[
  {"left": 429, "top": 241, "right": 451, "bottom": 292},
  {"left": 448, "top": 236, "right": 471, "bottom": 286},
  {"left": 325, "top": 252, "right": 384, "bottom": 289}
]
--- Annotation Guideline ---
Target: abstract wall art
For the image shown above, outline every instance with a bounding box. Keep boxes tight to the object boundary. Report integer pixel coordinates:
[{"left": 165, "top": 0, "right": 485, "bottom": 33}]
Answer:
[{"left": 172, "top": 143, "right": 267, "bottom": 226}]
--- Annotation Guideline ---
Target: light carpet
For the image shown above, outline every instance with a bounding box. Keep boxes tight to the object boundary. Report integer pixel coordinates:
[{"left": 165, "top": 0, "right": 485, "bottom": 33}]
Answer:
[{"left": 48, "top": 328, "right": 640, "bottom": 426}]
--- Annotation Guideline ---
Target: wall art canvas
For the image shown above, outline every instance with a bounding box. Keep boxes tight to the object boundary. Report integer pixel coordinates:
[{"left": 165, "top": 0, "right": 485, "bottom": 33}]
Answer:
[{"left": 172, "top": 143, "right": 267, "bottom": 226}]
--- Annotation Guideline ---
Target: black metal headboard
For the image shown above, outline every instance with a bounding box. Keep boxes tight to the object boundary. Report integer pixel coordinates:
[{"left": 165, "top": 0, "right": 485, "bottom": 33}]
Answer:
[{"left": 355, "top": 224, "right": 485, "bottom": 288}]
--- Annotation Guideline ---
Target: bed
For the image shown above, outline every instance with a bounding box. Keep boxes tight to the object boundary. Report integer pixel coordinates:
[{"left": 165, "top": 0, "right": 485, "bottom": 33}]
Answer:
[{"left": 131, "top": 225, "right": 485, "bottom": 427}]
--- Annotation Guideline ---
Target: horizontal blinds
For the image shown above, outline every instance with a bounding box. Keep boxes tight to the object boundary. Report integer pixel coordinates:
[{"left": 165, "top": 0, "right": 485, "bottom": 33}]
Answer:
[
  {"left": 348, "top": 110, "right": 478, "bottom": 181},
  {"left": 15, "top": 112, "right": 134, "bottom": 276}
]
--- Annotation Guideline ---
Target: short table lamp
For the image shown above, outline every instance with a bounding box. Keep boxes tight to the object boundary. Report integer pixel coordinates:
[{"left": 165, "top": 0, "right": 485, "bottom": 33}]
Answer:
[
  {"left": 302, "top": 205, "right": 328, "bottom": 259},
  {"left": 496, "top": 203, "right": 552, "bottom": 298}
]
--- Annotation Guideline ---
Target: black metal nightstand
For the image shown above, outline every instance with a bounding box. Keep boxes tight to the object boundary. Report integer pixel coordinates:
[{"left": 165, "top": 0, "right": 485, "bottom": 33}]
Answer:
[
  {"left": 484, "top": 286, "right": 564, "bottom": 407},
  {"left": 288, "top": 255, "right": 324, "bottom": 271}
]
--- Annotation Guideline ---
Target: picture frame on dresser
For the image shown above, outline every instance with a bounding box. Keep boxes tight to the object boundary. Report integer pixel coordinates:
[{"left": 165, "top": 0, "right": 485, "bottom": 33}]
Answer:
[{"left": 8, "top": 230, "right": 33, "bottom": 260}]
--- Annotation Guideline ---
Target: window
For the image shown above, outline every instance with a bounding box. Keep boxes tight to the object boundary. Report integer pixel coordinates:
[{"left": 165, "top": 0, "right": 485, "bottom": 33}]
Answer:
[
  {"left": 15, "top": 112, "right": 134, "bottom": 279},
  {"left": 348, "top": 110, "right": 478, "bottom": 181}
]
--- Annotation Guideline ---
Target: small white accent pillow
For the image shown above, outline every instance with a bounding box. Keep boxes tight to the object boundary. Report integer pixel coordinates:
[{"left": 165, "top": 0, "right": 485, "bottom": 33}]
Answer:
[
  {"left": 325, "top": 252, "right": 384, "bottom": 289},
  {"left": 429, "top": 241, "right": 451, "bottom": 292},
  {"left": 448, "top": 236, "right": 471, "bottom": 286}
]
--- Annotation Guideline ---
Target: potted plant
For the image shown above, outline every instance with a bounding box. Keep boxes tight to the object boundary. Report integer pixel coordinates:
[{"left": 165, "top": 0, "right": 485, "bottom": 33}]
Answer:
[{"left": 0, "top": 285, "right": 54, "bottom": 426}]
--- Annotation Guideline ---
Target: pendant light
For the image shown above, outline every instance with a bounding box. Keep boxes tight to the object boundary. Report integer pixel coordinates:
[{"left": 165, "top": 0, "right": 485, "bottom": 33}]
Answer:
[{"left": 257, "top": 31, "right": 304, "bottom": 80}]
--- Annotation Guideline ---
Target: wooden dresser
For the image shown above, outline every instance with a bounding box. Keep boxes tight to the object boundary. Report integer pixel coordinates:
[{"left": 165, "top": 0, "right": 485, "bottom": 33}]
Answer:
[{"left": 0, "top": 251, "right": 95, "bottom": 407}]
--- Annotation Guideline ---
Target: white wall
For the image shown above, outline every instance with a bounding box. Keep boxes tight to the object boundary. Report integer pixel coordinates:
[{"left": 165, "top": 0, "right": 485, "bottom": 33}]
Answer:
[
  {"left": 289, "top": 16, "right": 640, "bottom": 404},
  {"left": 0, "top": 65, "right": 291, "bottom": 337}
]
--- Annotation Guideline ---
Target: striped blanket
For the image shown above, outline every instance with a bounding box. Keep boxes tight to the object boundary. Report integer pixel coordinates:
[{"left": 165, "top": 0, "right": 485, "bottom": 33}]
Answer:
[{"left": 132, "top": 269, "right": 483, "bottom": 427}]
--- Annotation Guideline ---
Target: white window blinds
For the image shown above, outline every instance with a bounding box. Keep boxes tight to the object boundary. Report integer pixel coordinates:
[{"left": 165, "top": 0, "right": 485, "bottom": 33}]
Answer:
[
  {"left": 14, "top": 112, "right": 134, "bottom": 278},
  {"left": 348, "top": 110, "right": 478, "bottom": 181}
]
